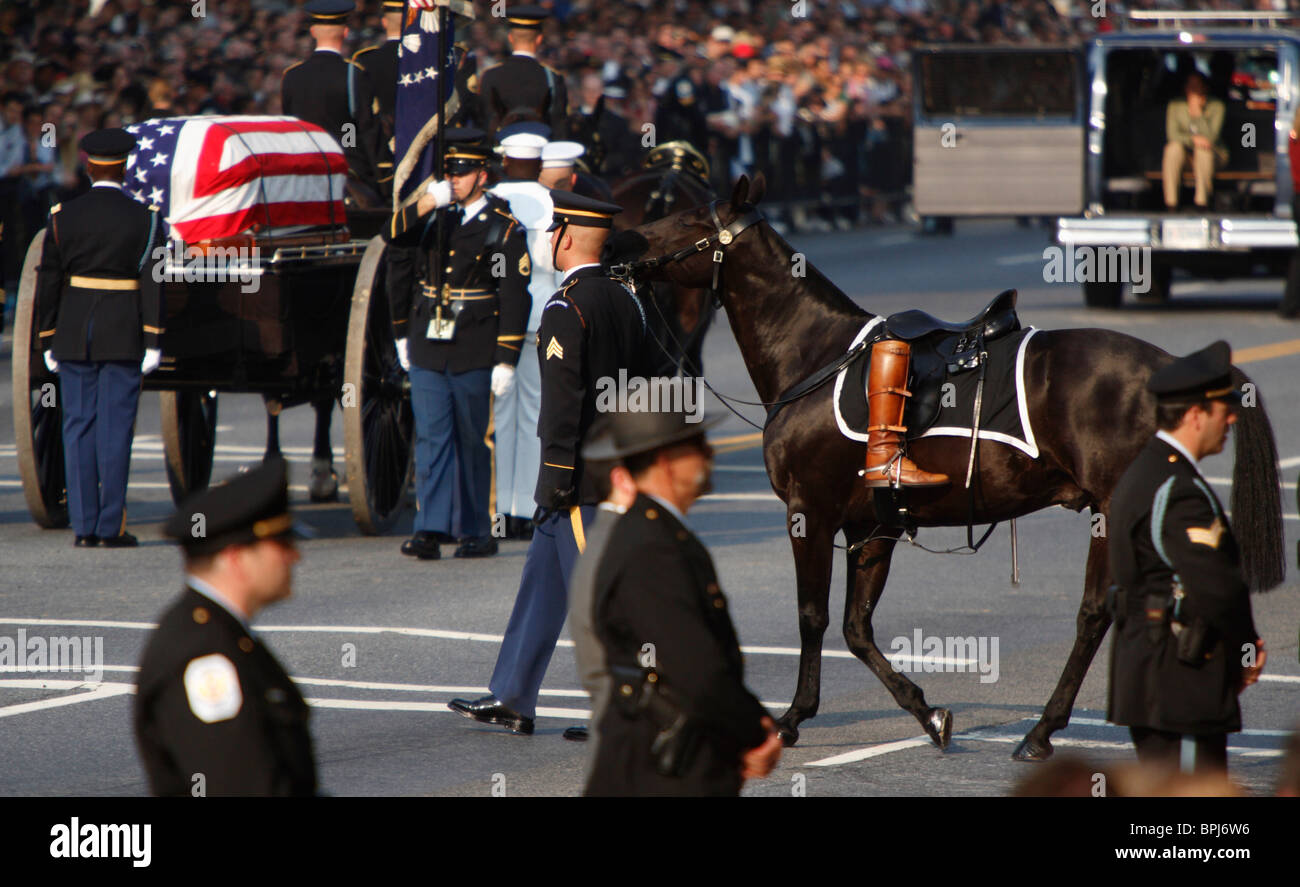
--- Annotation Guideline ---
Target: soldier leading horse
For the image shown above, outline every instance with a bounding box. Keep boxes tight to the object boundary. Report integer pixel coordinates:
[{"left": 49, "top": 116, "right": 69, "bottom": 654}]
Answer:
[{"left": 611, "top": 173, "right": 1284, "bottom": 759}]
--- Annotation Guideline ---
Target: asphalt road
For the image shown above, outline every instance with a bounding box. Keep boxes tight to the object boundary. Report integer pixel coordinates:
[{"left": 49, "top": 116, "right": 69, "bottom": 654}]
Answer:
[{"left": 2, "top": 218, "right": 1298, "bottom": 797}]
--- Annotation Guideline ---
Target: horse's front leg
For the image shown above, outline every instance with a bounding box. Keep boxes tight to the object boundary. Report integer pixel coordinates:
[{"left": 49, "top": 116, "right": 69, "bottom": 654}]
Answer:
[
  {"left": 775, "top": 504, "right": 836, "bottom": 747},
  {"left": 840, "top": 525, "right": 952, "bottom": 748}
]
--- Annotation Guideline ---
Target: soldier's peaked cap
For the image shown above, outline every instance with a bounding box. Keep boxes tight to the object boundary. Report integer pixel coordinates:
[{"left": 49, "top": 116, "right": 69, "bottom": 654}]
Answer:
[
  {"left": 80, "top": 128, "right": 136, "bottom": 164},
  {"left": 444, "top": 126, "right": 490, "bottom": 171},
  {"left": 547, "top": 190, "right": 622, "bottom": 230},
  {"left": 583, "top": 407, "right": 725, "bottom": 461},
  {"left": 1147, "top": 340, "right": 1242, "bottom": 405},
  {"left": 164, "top": 457, "right": 312, "bottom": 557},
  {"left": 305, "top": 0, "right": 354, "bottom": 24},
  {"left": 381, "top": 0, "right": 403, "bottom": 10},
  {"left": 505, "top": 5, "right": 549, "bottom": 30}
]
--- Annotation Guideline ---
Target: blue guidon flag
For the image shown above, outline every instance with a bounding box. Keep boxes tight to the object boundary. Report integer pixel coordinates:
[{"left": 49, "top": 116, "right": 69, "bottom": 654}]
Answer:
[{"left": 394, "top": 0, "right": 476, "bottom": 205}]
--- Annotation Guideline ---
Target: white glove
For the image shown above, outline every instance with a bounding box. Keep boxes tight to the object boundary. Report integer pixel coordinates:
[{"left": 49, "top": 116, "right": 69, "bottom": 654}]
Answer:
[
  {"left": 395, "top": 337, "right": 410, "bottom": 372},
  {"left": 425, "top": 179, "right": 453, "bottom": 208},
  {"left": 141, "top": 347, "right": 161, "bottom": 375},
  {"left": 43, "top": 350, "right": 59, "bottom": 373},
  {"left": 491, "top": 363, "right": 516, "bottom": 397}
]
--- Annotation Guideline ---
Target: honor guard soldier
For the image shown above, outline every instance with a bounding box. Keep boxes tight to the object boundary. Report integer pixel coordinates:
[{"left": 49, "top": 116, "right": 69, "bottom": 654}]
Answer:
[
  {"left": 448, "top": 190, "right": 653, "bottom": 735},
  {"left": 282, "top": 0, "right": 385, "bottom": 196},
  {"left": 135, "top": 458, "right": 317, "bottom": 797},
  {"left": 489, "top": 129, "right": 556, "bottom": 539},
  {"left": 579, "top": 407, "right": 782, "bottom": 796},
  {"left": 383, "top": 127, "right": 531, "bottom": 560},
  {"left": 350, "top": 0, "right": 404, "bottom": 198},
  {"left": 652, "top": 45, "right": 707, "bottom": 150},
  {"left": 35, "top": 128, "right": 163, "bottom": 548},
  {"left": 1107, "top": 341, "right": 1266, "bottom": 774},
  {"left": 568, "top": 74, "right": 638, "bottom": 179},
  {"left": 477, "top": 5, "right": 569, "bottom": 139}
]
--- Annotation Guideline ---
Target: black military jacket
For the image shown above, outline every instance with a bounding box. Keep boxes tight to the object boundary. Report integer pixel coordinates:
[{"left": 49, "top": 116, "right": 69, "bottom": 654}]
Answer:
[
  {"left": 351, "top": 39, "right": 399, "bottom": 192},
  {"left": 282, "top": 49, "right": 384, "bottom": 189},
  {"left": 586, "top": 494, "right": 770, "bottom": 796},
  {"left": 568, "top": 103, "right": 639, "bottom": 178},
  {"left": 383, "top": 193, "right": 531, "bottom": 373},
  {"left": 478, "top": 53, "right": 569, "bottom": 137},
  {"left": 1107, "top": 436, "right": 1258, "bottom": 734},
  {"left": 35, "top": 184, "right": 164, "bottom": 362},
  {"left": 654, "top": 74, "right": 708, "bottom": 149},
  {"left": 534, "top": 265, "right": 651, "bottom": 508},
  {"left": 134, "top": 587, "right": 317, "bottom": 797}
]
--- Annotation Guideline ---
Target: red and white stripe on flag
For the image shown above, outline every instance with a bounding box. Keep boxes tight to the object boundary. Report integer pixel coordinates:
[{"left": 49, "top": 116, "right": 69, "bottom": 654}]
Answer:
[{"left": 167, "top": 116, "right": 348, "bottom": 242}]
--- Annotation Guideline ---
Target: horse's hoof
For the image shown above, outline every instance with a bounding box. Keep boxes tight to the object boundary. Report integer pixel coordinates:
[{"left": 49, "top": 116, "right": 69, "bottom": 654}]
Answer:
[
  {"left": 776, "top": 721, "right": 800, "bottom": 748},
  {"left": 309, "top": 465, "right": 339, "bottom": 502},
  {"left": 1011, "top": 736, "right": 1053, "bottom": 762},
  {"left": 925, "top": 708, "right": 952, "bottom": 750}
]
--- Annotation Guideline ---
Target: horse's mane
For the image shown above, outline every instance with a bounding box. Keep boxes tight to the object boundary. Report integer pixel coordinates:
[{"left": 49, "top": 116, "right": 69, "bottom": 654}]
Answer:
[{"left": 749, "top": 213, "right": 872, "bottom": 322}]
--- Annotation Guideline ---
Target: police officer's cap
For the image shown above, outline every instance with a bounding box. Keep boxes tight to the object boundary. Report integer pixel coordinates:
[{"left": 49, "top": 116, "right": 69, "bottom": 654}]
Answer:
[
  {"left": 505, "top": 4, "right": 549, "bottom": 30},
  {"left": 547, "top": 190, "right": 622, "bottom": 230},
  {"left": 582, "top": 407, "right": 725, "bottom": 461},
  {"left": 654, "top": 44, "right": 684, "bottom": 62},
  {"left": 1147, "top": 340, "right": 1242, "bottom": 406},
  {"left": 602, "top": 78, "right": 629, "bottom": 100},
  {"left": 443, "top": 126, "right": 490, "bottom": 174},
  {"left": 305, "top": 0, "right": 354, "bottom": 24},
  {"left": 164, "top": 457, "right": 311, "bottom": 557},
  {"left": 80, "top": 128, "right": 136, "bottom": 165}
]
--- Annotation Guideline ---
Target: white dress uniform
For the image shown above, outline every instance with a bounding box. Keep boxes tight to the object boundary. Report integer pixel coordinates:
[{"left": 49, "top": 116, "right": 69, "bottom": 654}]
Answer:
[{"left": 490, "top": 136, "right": 559, "bottom": 520}]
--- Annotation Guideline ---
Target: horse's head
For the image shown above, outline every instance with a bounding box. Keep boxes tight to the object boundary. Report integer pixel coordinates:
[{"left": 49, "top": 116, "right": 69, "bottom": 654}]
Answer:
[{"left": 606, "top": 173, "right": 766, "bottom": 291}]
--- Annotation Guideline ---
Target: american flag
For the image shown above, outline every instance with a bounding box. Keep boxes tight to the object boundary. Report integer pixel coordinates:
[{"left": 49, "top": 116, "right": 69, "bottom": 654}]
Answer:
[
  {"left": 123, "top": 116, "right": 348, "bottom": 242},
  {"left": 394, "top": 0, "right": 475, "bottom": 203}
]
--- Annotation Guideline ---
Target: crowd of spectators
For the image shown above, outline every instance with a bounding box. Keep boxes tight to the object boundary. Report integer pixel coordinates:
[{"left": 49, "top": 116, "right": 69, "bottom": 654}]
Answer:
[{"left": 0, "top": 0, "right": 1285, "bottom": 314}]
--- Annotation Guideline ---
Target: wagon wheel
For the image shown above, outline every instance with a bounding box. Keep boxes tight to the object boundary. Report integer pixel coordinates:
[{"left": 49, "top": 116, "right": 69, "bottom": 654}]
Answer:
[
  {"left": 10, "top": 228, "right": 68, "bottom": 528},
  {"left": 160, "top": 389, "right": 219, "bottom": 504},
  {"left": 343, "top": 234, "right": 413, "bottom": 534}
]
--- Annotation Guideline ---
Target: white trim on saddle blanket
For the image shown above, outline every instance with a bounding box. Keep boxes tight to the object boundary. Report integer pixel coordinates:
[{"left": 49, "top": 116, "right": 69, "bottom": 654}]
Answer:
[{"left": 832, "top": 317, "right": 1040, "bottom": 459}]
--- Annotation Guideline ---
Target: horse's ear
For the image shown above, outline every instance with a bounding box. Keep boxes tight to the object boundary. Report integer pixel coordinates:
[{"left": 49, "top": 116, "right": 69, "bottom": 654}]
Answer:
[
  {"left": 748, "top": 171, "right": 766, "bottom": 206},
  {"left": 729, "top": 174, "right": 750, "bottom": 209}
]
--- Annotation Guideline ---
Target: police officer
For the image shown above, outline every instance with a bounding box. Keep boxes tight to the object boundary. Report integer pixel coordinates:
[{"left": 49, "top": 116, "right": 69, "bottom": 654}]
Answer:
[
  {"left": 490, "top": 128, "right": 555, "bottom": 539},
  {"left": 652, "top": 45, "right": 707, "bottom": 150},
  {"left": 1107, "top": 341, "right": 1267, "bottom": 774},
  {"left": 135, "top": 458, "right": 317, "bottom": 796},
  {"left": 579, "top": 407, "right": 783, "bottom": 796},
  {"left": 350, "top": 0, "right": 404, "bottom": 199},
  {"left": 448, "top": 190, "right": 652, "bottom": 734},
  {"left": 568, "top": 74, "right": 639, "bottom": 179},
  {"left": 383, "top": 127, "right": 530, "bottom": 560},
  {"left": 477, "top": 5, "right": 568, "bottom": 139},
  {"left": 282, "top": 0, "right": 385, "bottom": 194},
  {"left": 35, "top": 128, "right": 163, "bottom": 548}
]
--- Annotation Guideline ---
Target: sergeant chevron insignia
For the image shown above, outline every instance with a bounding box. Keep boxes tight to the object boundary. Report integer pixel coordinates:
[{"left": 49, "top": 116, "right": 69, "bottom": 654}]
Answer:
[
  {"left": 519, "top": 253, "right": 530, "bottom": 276},
  {"left": 1186, "top": 518, "right": 1224, "bottom": 549},
  {"left": 546, "top": 336, "right": 564, "bottom": 360}
]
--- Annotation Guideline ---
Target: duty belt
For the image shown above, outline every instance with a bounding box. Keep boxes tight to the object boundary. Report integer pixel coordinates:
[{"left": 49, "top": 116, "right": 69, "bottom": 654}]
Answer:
[
  {"left": 420, "top": 284, "right": 493, "bottom": 301},
  {"left": 69, "top": 275, "right": 139, "bottom": 290}
]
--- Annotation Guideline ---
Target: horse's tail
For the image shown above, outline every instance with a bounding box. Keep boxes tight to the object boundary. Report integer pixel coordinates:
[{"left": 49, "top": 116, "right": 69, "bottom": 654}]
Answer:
[{"left": 1229, "top": 365, "right": 1285, "bottom": 591}]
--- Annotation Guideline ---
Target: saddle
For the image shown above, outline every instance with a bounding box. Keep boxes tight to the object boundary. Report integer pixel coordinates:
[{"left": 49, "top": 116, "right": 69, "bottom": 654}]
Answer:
[{"left": 876, "top": 289, "right": 1021, "bottom": 434}]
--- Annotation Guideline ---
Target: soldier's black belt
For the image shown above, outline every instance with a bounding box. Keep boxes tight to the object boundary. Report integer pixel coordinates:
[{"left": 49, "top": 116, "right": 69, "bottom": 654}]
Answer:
[{"left": 420, "top": 284, "right": 492, "bottom": 300}]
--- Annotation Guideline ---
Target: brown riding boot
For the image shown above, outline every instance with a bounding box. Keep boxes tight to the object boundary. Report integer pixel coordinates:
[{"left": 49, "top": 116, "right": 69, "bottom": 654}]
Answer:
[{"left": 863, "top": 339, "right": 950, "bottom": 488}]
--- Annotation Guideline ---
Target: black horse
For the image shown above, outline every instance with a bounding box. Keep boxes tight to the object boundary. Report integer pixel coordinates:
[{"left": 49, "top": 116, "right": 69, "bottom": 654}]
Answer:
[
  {"left": 610, "top": 142, "right": 716, "bottom": 377},
  {"left": 614, "top": 173, "right": 1285, "bottom": 760}
]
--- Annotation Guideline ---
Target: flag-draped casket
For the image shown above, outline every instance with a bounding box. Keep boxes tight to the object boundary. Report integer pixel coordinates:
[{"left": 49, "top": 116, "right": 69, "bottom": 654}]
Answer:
[{"left": 123, "top": 116, "right": 348, "bottom": 242}]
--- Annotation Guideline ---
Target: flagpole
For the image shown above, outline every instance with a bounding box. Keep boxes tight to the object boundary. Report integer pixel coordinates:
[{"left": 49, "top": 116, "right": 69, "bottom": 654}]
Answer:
[{"left": 433, "top": 0, "right": 450, "bottom": 301}]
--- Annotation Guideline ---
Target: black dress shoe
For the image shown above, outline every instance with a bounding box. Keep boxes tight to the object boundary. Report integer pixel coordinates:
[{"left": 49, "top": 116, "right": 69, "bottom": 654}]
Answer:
[
  {"left": 454, "top": 536, "right": 498, "bottom": 558},
  {"left": 400, "top": 532, "right": 441, "bottom": 560},
  {"left": 562, "top": 725, "right": 589, "bottom": 742},
  {"left": 73, "top": 535, "right": 99, "bottom": 548},
  {"left": 100, "top": 533, "right": 138, "bottom": 548},
  {"left": 448, "top": 695, "right": 534, "bottom": 734}
]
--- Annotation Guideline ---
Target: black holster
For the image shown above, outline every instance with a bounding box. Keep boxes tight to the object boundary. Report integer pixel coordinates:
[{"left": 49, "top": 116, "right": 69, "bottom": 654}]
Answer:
[
  {"left": 608, "top": 663, "right": 701, "bottom": 777},
  {"left": 1174, "top": 617, "right": 1213, "bottom": 665}
]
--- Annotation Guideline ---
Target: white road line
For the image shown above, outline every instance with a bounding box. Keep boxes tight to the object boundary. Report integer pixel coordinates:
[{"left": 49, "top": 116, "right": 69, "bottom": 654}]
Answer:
[
  {"left": 304, "top": 699, "right": 593, "bottom": 718},
  {"left": 951, "top": 732, "right": 1284, "bottom": 758},
  {"left": 0, "top": 683, "right": 134, "bottom": 719},
  {"left": 1047, "top": 715, "right": 1293, "bottom": 737},
  {"left": 806, "top": 736, "right": 933, "bottom": 766}
]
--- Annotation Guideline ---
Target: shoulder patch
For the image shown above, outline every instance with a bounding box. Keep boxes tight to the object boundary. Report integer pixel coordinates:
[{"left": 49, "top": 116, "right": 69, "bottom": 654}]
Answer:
[
  {"left": 1187, "top": 517, "right": 1225, "bottom": 549},
  {"left": 183, "top": 654, "right": 243, "bottom": 724}
]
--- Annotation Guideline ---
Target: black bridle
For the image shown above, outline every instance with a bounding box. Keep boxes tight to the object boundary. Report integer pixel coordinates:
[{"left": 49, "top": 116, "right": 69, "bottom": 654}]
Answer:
[{"left": 608, "top": 199, "right": 765, "bottom": 304}]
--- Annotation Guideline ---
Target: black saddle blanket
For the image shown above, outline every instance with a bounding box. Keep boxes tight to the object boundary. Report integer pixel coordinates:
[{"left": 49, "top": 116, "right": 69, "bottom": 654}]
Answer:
[{"left": 833, "top": 321, "right": 1040, "bottom": 459}]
